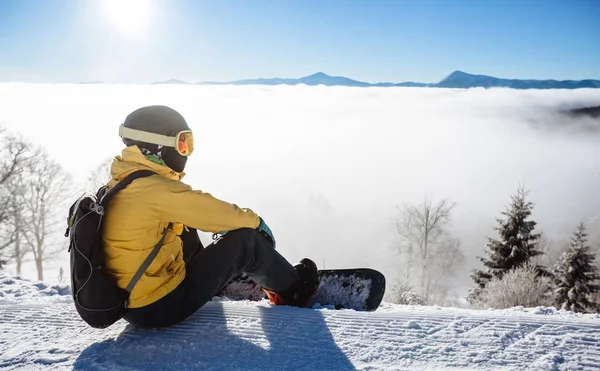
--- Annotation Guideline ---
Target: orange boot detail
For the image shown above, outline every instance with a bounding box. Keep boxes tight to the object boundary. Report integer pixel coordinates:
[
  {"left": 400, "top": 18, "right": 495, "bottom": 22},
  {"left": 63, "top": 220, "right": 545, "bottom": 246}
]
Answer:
[{"left": 262, "top": 289, "right": 288, "bottom": 305}]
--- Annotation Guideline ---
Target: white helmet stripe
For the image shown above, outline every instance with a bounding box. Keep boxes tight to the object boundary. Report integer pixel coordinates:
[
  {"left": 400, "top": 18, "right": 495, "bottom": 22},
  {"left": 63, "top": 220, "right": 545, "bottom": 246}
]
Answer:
[{"left": 119, "top": 125, "right": 177, "bottom": 148}]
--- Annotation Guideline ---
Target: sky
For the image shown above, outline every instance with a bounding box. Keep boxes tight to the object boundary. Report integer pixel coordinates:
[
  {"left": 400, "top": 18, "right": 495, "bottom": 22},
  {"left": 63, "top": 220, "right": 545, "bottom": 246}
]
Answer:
[
  {"left": 0, "top": 0, "right": 598, "bottom": 84},
  {"left": 1, "top": 83, "right": 599, "bottom": 297}
]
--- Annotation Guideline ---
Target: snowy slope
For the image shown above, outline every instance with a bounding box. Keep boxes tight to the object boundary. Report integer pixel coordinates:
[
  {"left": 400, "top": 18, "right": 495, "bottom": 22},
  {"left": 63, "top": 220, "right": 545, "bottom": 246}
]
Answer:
[{"left": 1, "top": 275, "right": 600, "bottom": 371}]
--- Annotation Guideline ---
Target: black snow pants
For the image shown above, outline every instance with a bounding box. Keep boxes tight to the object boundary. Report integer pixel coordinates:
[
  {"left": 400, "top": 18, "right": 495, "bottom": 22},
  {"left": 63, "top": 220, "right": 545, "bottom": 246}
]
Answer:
[{"left": 123, "top": 227, "right": 298, "bottom": 328}]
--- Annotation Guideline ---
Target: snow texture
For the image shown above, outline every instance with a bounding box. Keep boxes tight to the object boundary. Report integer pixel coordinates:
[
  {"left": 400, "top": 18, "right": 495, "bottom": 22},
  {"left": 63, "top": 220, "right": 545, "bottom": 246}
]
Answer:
[
  {"left": 1, "top": 274, "right": 600, "bottom": 370},
  {"left": 0, "top": 275, "right": 71, "bottom": 304}
]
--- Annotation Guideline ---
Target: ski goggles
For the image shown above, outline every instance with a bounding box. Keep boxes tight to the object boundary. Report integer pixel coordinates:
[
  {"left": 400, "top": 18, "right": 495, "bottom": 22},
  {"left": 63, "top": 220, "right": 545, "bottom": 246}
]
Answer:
[{"left": 119, "top": 125, "right": 195, "bottom": 156}]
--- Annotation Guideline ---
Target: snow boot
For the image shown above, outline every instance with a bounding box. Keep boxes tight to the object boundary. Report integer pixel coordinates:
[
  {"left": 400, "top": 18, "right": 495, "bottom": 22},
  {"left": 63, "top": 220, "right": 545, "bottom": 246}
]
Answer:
[{"left": 263, "top": 258, "right": 319, "bottom": 307}]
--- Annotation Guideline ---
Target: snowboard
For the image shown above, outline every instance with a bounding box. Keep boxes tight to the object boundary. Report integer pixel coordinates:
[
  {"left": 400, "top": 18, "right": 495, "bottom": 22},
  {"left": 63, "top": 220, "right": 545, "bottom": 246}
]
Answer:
[{"left": 217, "top": 268, "right": 386, "bottom": 311}]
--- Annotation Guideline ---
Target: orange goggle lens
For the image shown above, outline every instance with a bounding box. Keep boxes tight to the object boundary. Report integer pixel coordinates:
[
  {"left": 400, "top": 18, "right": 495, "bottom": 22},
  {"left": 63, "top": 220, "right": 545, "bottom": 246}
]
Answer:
[{"left": 176, "top": 131, "right": 194, "bottom": 156}]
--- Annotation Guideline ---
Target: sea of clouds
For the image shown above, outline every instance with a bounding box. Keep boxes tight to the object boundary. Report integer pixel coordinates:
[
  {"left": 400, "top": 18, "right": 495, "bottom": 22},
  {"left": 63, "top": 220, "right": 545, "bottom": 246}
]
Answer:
[{"left": 1, "top": 83, "right": 599, "bottom": 298}]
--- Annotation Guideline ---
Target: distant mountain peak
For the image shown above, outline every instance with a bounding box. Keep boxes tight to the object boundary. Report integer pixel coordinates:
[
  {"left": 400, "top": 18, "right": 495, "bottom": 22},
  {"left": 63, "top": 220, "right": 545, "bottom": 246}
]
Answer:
[
  {"left": 441, "top": 70, "right": 487, "bottom": 82},
  {"left": 307, "top": 72, "right": 330, "bottom": 78},
  {"left": 435, "top": 71, "right": 599, "bottom": 89},
  {"left": 449, "top": 70, "right": 469, "bottom": 76}
]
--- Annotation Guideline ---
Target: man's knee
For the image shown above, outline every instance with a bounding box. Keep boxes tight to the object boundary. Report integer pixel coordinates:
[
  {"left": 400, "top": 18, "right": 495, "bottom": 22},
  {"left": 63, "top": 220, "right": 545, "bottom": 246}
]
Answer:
[{"left": 219, "top": 228, "right": 271, "bottom": 251}]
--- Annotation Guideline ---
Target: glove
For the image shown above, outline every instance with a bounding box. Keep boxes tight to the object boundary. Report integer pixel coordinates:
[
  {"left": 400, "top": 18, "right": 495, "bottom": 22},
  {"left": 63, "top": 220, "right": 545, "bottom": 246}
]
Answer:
[{"left": 256, "top": 217, "right": 276, "bottom": 249}]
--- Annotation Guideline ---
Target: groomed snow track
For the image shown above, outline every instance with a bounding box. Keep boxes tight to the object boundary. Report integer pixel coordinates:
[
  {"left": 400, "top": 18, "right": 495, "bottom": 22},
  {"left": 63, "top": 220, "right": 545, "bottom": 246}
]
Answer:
[{"left": 1, "top": 299, "right": 599, "bottom": 371}]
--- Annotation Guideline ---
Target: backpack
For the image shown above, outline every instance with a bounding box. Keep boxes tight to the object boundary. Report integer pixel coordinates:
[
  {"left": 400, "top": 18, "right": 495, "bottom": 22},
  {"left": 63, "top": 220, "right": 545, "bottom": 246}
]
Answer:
[{"left": 65, "top": 170, "right": 170, "bottom": 329}]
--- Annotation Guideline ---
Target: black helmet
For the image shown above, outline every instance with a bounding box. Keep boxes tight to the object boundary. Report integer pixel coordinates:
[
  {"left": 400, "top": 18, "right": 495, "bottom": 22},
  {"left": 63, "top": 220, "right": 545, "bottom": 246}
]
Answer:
[{"left": 119, "top": 105, "right": 192, "bottom": 173}]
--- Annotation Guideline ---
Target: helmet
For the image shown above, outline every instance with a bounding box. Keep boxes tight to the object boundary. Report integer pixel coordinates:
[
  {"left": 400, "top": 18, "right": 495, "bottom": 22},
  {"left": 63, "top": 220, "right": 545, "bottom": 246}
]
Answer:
[{"left": 119, "top": 105, "right": 192, "bottom": 173}]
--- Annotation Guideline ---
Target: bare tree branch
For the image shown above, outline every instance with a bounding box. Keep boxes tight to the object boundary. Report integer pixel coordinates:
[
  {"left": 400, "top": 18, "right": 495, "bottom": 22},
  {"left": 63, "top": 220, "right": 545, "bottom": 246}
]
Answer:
[
  {"left": 19, "top": 146, "right": 72, "bottom": 280},
  {"left": 0, "top": 125, "right": 32, "bottom": 268},
  {"left": 86, "top": 157, "right": 113, "bottom": 193},
  {"left": 395, "top": 195, "right": 464, "bottom": 304}
]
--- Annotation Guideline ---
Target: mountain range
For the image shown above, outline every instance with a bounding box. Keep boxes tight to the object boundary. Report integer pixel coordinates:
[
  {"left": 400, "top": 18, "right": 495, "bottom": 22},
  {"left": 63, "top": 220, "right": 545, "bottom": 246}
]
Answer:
[
  {"left": 146, "top": 71, "right": 600, "bottom": 89},
  {"left": 78, "top": 71, "right": 600, "bottom": 89},
  {"left": 191, "top": 72, "right": 429, "bottom": 88}
]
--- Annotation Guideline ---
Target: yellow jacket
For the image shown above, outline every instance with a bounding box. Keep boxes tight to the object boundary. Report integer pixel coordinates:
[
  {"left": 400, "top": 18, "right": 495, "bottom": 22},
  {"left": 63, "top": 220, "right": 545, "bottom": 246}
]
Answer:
[{"left": 102, "top": 146, "right": 260, "bottom": 308}]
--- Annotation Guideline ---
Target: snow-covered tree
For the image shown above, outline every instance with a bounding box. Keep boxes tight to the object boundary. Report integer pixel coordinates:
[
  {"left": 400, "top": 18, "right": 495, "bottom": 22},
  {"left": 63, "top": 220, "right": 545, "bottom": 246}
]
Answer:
[
  {"left": 594, "top": 241, "right": 600, "bottom": 312},
  {"left": 396, "top": 290, "right": 427, "bottom": 306},
  {"left": 476, "top": 263, "right": 553, "bottom": 309},
  {"left": 386, "top": 281, "right": 426, "bottom": 306},
  {"left": 85, "top": 157, "right": 113, "bottom": 193},
  {"left": 553, "top": 223, "right": 600, "bottom": 313},
  {"left": 395, "top": 196, "right": 465, "bottom": 304},
  {"left": 0, "top": 126, "right": 30, "bottom": 269},
  {"left": 20, "top": 147, "right": 72, "bottom": 281},
  {"left": 7, "top": 177, "right": 29, "bottom": 275},
  {"left": 469, "top": 186, "right": 545, "bottom": 303}
]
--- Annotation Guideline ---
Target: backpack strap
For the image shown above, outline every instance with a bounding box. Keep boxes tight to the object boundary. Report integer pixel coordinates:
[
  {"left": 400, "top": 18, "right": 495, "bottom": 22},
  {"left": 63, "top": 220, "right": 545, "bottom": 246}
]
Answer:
[
  {"left": 98, "top": 170, "right": 172, "bottom": 296},
  {"left": 64, "top": 170, "right": 158, "bottom": 239},
  {"left": 126, "top": 222, "right": 172, "bottom": 293},
  {"left": 100, "top": 170, "right": 156, "bottom": 206}
]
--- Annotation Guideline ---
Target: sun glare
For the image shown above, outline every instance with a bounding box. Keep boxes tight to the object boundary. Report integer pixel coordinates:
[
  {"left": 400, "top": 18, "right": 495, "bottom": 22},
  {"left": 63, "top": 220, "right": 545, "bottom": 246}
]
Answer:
[{"left": 100, "top": 0, "right": 154, "bottom": 39}]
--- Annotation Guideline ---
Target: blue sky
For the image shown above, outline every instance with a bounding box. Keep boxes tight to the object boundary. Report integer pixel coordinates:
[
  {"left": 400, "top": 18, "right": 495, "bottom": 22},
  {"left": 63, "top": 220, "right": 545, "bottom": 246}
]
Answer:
[{"left": 0, "top": 0, "right": 598, "bottom": 83}]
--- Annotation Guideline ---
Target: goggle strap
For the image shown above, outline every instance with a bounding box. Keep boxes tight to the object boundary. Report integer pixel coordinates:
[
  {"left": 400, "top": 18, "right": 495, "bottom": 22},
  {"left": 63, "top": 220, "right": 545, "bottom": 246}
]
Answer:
[{"left": 119, "top": 125, "right": 177, "bottom": 148}]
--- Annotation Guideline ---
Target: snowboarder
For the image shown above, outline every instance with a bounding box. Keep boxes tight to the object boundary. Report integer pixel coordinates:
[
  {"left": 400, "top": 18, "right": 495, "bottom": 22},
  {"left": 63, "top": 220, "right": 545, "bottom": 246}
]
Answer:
[{"left": 102, "top": 105, "right": 319, "bottom": 327}]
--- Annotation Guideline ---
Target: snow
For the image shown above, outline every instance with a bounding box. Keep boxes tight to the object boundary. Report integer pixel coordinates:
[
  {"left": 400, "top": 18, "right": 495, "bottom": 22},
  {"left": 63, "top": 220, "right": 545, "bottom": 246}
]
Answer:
[
  {"left": 0, "top": 275, "right": 71, "bottom": 304},
  {"left": 1, "top": 274, "right": 600, "bottom": 370}
]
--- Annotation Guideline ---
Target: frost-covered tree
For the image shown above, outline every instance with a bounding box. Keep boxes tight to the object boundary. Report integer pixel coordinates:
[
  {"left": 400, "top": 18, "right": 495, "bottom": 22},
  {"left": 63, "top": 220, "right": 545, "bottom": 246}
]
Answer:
[
  {"left": 476, "top": 263, "right": 553, "bottom": 309},
  {"left": 386, "top": 281, "right": 426, "bottom": 306},
  {"left": 553, "top": 223, "right": 600, "bottom": 313},
  {"left": 395, "top": 196, "right": 465, "bottom": 304},
  {"left": 6, "top": 177, "right": 30, "bottom": 275},
  {"left": 85, "top": 157, "right": 113, "bottom": 193},
  {"left": 20, "top": 147, "right": 72, "bottom": 281},
  {"left": 0, "top": 126, "right": 30, "bottom": 269},
  {"left": 469, "top": 186, "right": 544, "bottom": 303},
  {"left": 594, "top": 241, "right": 600, "bottom": 312}
]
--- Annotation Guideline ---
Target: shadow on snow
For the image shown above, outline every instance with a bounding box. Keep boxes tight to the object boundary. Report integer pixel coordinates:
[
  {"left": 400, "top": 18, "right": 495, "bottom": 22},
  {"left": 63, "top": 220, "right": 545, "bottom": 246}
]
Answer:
[{"left": 73, "top": 301, "right": 356, "bottom": 371}]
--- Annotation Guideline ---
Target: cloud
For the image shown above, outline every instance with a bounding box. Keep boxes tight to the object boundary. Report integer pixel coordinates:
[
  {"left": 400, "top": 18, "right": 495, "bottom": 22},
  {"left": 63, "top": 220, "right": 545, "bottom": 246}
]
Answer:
[{"left": 1, "top": 83, "right": 599, "bottom": 296}]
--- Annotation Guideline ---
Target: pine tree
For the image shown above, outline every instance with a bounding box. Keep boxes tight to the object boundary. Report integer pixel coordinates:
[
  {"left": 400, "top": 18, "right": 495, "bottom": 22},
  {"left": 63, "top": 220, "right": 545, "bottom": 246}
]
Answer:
[
  {"left": 469, "top": 186, "right": 544, "bottom": 303},
  {"left": 554, "top": 223, "right": 600, "bottom": 313}
]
